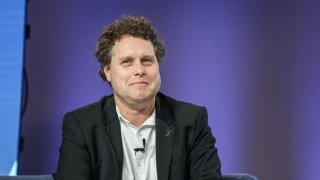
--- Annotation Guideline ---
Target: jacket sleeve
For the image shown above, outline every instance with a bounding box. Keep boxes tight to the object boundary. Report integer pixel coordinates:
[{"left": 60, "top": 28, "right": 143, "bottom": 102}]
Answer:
[
  {"left": 188, "top": 107, "right": 222, "bottom": 180},
  {"left": 53, "top": 112, "right": 92, "bottom": 180}
]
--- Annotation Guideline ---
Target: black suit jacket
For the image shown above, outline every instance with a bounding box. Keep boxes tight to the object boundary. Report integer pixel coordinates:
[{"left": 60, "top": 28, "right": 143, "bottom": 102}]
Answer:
[{"left": 53, "top": 92, "right": 221, "bottom": 180}]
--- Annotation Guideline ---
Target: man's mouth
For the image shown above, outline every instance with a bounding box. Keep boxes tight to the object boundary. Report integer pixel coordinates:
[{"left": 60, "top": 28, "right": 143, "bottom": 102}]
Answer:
[{"left": 130, "top": 81, "right": 149, "bottom": 86}]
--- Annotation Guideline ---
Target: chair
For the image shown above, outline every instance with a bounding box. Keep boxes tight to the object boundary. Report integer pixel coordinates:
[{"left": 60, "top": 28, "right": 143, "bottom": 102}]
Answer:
[
  {"left": 222, "top": 173, "right": 258, "bottom": 180},
  {"left": 0, "top": 173, "right": 258, "bottom": 180}
]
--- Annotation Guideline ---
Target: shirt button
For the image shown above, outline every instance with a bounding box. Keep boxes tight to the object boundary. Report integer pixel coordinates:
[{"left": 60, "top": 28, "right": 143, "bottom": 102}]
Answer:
[{"left": 137, "top": 162, "right": 141, "bottom": 167}]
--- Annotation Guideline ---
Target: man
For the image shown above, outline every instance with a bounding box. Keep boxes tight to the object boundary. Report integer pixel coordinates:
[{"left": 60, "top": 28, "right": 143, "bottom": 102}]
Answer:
[{"left": 54, "top": 16, "right": 221, "bottom": 180}]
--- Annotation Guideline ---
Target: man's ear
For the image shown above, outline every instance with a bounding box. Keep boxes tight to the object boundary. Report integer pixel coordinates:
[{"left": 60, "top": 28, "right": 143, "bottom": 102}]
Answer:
[{"left": 103, "top": 65, "right": 111, "bottom": 82}]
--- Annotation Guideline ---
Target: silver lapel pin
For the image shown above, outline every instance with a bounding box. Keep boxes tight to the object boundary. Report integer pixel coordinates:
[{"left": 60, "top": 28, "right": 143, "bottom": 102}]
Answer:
[{"left": 165, "top": 129, "right": 173, "bottom": 137}]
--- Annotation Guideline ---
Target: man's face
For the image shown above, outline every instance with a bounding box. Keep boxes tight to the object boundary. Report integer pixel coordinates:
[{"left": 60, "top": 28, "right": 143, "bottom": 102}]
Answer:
[{"left": 104, "top": 36, "right": 161, "bottom": 105}]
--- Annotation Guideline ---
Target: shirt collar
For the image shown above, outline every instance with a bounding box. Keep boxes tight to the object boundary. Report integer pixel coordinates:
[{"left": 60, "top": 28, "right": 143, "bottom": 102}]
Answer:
[{"left": 116, "top": 105, "right": 156, "bottom": 127}]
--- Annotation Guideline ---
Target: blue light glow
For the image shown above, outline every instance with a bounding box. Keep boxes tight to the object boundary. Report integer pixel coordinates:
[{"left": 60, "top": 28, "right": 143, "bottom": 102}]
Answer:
[{"left": 0, "top": 0, "right": 26, "bottom": 175}]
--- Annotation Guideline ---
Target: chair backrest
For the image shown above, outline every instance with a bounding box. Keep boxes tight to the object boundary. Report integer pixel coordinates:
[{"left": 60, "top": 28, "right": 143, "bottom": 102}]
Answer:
[
  {"left": 0, "top": 176, "right": 53, "bottom": 180},
  {"left": 222, "top": 173, "right": 258, "bottom": 180}
]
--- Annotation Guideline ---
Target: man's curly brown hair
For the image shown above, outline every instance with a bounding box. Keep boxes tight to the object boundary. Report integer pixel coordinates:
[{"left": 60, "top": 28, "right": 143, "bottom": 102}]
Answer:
[{"left": 94, "top": 16, "right": 166, "bottom": 81}]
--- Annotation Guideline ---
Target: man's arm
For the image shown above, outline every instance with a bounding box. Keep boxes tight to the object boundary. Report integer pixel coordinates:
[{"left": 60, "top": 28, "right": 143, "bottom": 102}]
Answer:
[
  {"left": 188, "top": 107, "right": 222, "bottom": 180},
  {"left": 53, "top": 113, "right": 92, "bottom": 180}
]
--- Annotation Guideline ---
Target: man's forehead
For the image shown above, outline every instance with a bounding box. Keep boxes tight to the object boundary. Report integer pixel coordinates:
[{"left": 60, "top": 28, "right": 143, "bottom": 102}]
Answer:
[
  {"left": 114, "top": 36, "right": 153, "bottom": 46},
  {"left": 111, "top": 37, "right": 156, "bottom": 56}
]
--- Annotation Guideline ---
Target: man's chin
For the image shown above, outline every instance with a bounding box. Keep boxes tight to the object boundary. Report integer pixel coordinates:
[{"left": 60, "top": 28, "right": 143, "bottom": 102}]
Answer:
[
  {"left": 130, "top": 93, "right": 155, "bottom": 103},
  {"left": 131, "top": 96, "right": 151, "bottom": 103}
]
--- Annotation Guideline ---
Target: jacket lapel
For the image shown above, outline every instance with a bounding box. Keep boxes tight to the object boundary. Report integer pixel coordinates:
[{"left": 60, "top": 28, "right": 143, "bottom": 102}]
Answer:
[
  {"left": 155, "top": 95, "right": 176, "bottom": 180},
  {"left": 102, "top": 96, "right": 123, "bottom": 179}
]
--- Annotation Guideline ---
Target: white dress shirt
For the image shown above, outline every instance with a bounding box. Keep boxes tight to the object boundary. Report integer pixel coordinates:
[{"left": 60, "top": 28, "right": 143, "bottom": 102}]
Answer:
[{"left": 116, "top": 106, "right": 158, "bottom": 180}]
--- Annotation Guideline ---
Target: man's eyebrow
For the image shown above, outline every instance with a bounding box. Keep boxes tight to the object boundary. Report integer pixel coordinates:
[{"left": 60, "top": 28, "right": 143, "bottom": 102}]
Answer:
[
  {"left": 141, "top": 55, "right": 156, "bottom": 59},
  {"left": 118, "top": 55, "right": 155, "bottom": 60},
  {"left": 119, "top": 56, "right": 133, "bottom": 60}
]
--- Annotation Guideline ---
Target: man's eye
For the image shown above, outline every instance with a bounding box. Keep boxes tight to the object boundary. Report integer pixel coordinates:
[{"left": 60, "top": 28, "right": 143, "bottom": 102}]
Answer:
[
  {"left": 142, "top": 59, "right": 153, "bottom": 65},
  {"left": 121, "top": 59, "right": 132, "bottom": 65}
]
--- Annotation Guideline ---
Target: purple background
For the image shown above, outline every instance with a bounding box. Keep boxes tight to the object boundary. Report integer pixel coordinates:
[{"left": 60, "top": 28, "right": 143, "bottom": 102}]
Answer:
[{"left": 19, "top": 1, "right": 320, "bottom": 180}]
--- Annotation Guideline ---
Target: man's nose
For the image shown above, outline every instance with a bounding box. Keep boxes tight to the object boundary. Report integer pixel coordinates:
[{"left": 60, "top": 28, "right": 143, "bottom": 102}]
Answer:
[{"left": 134, "top": 62, "right": 146, "bottom": 76}]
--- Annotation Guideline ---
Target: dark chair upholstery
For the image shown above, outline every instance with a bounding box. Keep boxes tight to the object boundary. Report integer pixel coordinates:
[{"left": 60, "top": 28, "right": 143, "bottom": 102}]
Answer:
[
  {"left": 0, "top": 173, "right": 258, "bottom": 180},
  {"left": 222, "top": 173, "right": 258, "bottom": 180}
]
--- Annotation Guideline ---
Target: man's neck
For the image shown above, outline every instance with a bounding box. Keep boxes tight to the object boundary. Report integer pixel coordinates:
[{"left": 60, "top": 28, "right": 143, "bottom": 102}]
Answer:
[{"left": 114, "top": 96, "right": 155, "bottom": 128}]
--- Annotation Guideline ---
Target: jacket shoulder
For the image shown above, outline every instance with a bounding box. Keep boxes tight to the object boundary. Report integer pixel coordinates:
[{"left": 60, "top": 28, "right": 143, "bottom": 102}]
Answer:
[
  {"left": 157, "top": 92, "right": 204, "bottom": 112},
  {"left": 157, "top": 92, "right": 207, "bottom": 126},
  {"left": 64, "top": 95, "right": 113, "bottom": 125}
]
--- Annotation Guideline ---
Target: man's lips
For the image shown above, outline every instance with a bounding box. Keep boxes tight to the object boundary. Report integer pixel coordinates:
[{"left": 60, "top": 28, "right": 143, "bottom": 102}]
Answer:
[{"left": 129, "top": 81, "right": 149, "bottom": 86}]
